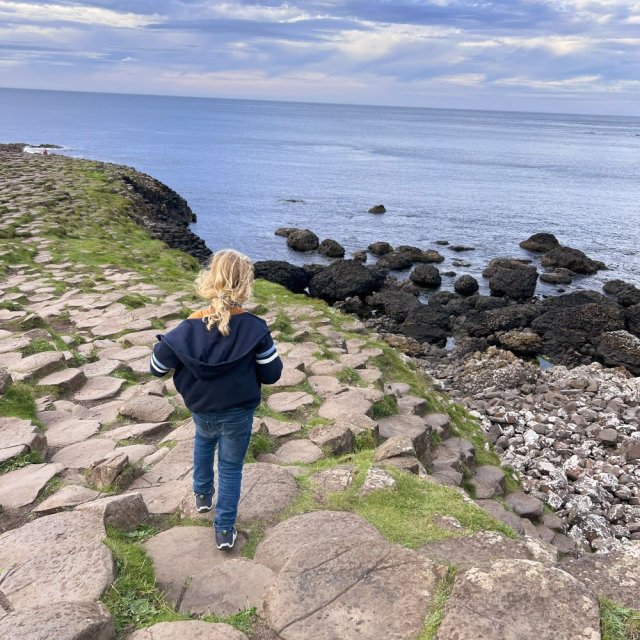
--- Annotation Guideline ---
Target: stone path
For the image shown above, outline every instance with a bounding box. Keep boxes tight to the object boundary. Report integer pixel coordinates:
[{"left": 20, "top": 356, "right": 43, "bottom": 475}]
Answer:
[{"left": 0, "top": 146, "right": 637, "bottom": 639}]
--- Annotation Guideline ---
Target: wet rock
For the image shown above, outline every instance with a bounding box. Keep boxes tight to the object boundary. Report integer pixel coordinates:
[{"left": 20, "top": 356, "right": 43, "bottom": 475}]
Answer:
[
  {"left": 308, "top": 260, "right": 386, "bottom": 303},
  {"left": 376, "top": 251, "right": 413, "bottom": 270},
  {"left": 410, "top": 264, "right": 442, "bottom": 289},
  {"left": 317, "top": 238, "right": 345, "bottom": 258},
  {"left": 454, "top": 275, "right": 479, "bottom": 296},
  {"left": 541, "top": 246, "right": 603, "bottom": 274},
  {"left": 489, "top": 263, "right": 539, "bottom": 301},
  {"left": 286, "top": 228, "right": 319, "bottom": 252},
  {"left": 367, "top": 241, "right": 393, "bottom": 256},
  {"left": 540, "top": 268, "right": 574, "bottom": 285},
  {"left": 401, "top": 304, "right": 450, "bottom": 345},
  {"left": 596, "top": 330, "right": 640, "bottom": 375},
  {"left": 369, "top": 287, "right": 420, "bottom": 323},
  {"left": 520, "top": 232, "right": 560, "bottom": 253},
  {"left": 368, "top": 204, "right": 386, "bottom": 213}
]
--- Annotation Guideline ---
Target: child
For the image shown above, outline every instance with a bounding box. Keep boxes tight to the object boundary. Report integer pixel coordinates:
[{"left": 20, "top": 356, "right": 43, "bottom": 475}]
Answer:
[{"left": 149, "top": 249, "right": 283, "bottom": 549}]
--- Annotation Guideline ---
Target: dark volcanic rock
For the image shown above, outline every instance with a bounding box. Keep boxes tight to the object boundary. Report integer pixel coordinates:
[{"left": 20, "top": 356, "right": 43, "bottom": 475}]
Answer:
[
  {"left": 459, "top": 304, "right": 539, "bottom": 338},
  {"left": 541, "top": 246, "right": 602, "bottom": 274},
  {"left": 318, "top": 238, "right": 345, "bottom": 258},
  {"left": 596, "top": 330, "right": 640, "bottom": 375},
  {"left": 303, "top": 263, "right": 326, "bottom": 279},
  {"left": 409, "top": 265, "right": 441, "bottom": 289},
  {"left": 626, "top": 304, "right": 640, "bottom": 337},
  {"left": 397, "top": 246, "right": 444, "bottom": 263},
  {"left": 449, "top": 245, "right": 474, "bottom": 252},
  {"left": 401, "top": 304, "right": 450, "bottom": 345},
  {"left": 254, "top": 261, "right": 311, "bottom": 294},
  {"left": 368, "top": 204, "right": 386, "bottom": 214},
  {"left": 540, "top": 269, "right": 574, "bottom": 285},
  {"left": 489, "top": 264, "right": 539, "bottom": 301},
  {"left": 352, "top": 250, "right": 367, "bottom": 262},
  {"left": 368, "top": 242, "right": 393, "bottom": 256},
  {"left": 369, "top": 288, "right": 421, "bottom": 324},
  {"left": 275, "top": 227, "right": 296, "bottom": 237},
  {"left": 454, "top": 275, "right": 479, "bottom": 296},
  {"left": 308, "top": 260, "right": 385, "bottom": 303},
  {"left": 286, "top": 228, "right": 319, "bottom": 252},
  {"left": 603, "top": 280, "right": 640, "bottom": 307},
  {"left": 482, "top": 258, "right": 533, "bottom": 279},
  {"left": 531, "top": 291, "right": 626, "bottom": 364},
  {"left": 520, "top": 233, "right": 560, "bottom": 253},
  {"left": 377, "top": 251, "right": 414, "bottom": 271}
]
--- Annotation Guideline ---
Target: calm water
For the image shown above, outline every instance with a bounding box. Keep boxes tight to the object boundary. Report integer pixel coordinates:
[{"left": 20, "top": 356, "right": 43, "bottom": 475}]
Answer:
[{"left": 2, "top": 87, "right": 639, "bottom": 293}]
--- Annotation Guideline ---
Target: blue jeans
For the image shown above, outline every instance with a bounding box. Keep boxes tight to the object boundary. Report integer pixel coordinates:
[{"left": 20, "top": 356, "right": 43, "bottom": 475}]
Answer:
[{"left": 192, "top": 406, "right": 254, "bottom": 532}]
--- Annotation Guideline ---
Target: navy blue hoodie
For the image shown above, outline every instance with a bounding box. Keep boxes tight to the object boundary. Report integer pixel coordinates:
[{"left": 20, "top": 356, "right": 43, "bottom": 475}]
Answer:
[{"left": 149, "top": 312, "right": 283, "bottom": 414}]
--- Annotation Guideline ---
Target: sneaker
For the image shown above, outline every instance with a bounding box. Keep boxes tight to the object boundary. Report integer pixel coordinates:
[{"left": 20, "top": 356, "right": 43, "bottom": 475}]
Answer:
[
  {"left": 215, "top": 527, "right": 237, "bottom": 550},
  {"left": 194, "top": 493, "right": 213, "bottom": 513}
]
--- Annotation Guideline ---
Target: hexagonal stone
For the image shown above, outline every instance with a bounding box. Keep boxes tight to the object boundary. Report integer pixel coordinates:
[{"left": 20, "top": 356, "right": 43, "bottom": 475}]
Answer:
[
  {"left": 237, "top": 463, "right": 298, "bottom": 523},
  {"left": 420, "top": 531, "right": 557, "bottom": 571},
  {"left": 271, "top": 367, "right": 306, "bottom": 388},
  {"left": 51, "top": 439, "right": 116, "bottom": 469},
  {"left": 119, "top": 394, "right": 174, "bottom": 422},
  {"left": 309, "top": 423, "right": 354, "bottom": 455},
  {"left": 0, "top": 416, "right": 46, "bottom": 464},
  {"left": 376, "top": 415, "right": 432, "bottom": 467},
  {"left": 437, "top": 560, "right": 601, "bottom": 640},
  {"left": 507, "top": 491, "right": 544, "bottom": 520},
  {"left": 307, "top": 375, "right": 344, "bottom": 396},
  {"left": 318, "top": 389, "right": 372, "bottom": 420},
  {"left": 0, "top": 601, "right": 115, "bottom": 640},
  {"left": 44, "top": 418, "right": 101, "bottom": 447},
  {"left": 255, "top": 510, "right": 383, "bottom": 573},
  {"left": 34, "top": 484, "right": 101, "bottom": 513},
  {"left": 562, "top": 540, "right": 640, "bottom": 609},
  {"left": 180, "top": 558, "right": 276, "bottom": 616},
  {"left": 475, "top": 499, "right": 525, "bottom": 535},
  {"left": 0, "top": 463, "right": 65, "bottom": 508},
  {"left": 258, "top": 417, "right": 301, "bottom": 439},
  {"left": 76, "top": 492, "right": 149, "bottom": 531},
  {"left": 264, "top": 536, "right": 438, "bottom": 640},
  {"left": 10, "top": 350, "right": 65, "bottom": 381},
  {"left": 274, "top": 439, "right": 324, "bottom": 464},
  {"left": 74, "top": 376, "right": 125, "bottom": 402},
  {"left": 128, "top": 621, "right": 248, "bottom": 640},
  {"left": 469, "top": 465, "right": 507, "bottom": 499},
  {"left": 80, "top": 359, "right": 123, "bottom": 378},
  {"left": 267, "top": 391, "right": 314, "bottom": 413},
  {"left": 145, "top": 527, "right": 247, "bottom": 603},
  {"left": 0, "top": 512, "right": 113, "bottom": 611},
  {"left": 37, "top": 368, "right": 86, "bottom": 392},
  {"left": 99, "top": 346, "right": 151, "bottom": 361},
  {"left": 102, "top": 421, "right": 170, "bottom": 441}
]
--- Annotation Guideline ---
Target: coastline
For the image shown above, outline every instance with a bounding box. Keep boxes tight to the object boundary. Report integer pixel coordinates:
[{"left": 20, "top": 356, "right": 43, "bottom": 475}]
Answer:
[{"left": 0, "top": 145, "right": 638, "bottom": 639}]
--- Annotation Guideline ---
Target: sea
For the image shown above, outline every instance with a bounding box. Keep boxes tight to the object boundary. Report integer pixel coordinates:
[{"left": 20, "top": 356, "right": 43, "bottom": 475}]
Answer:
[{"left": 2, "top": 87, "right": 640, "bottom": 294}]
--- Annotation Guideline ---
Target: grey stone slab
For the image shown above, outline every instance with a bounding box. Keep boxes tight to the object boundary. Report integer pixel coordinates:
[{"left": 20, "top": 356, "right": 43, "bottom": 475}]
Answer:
[{"left": 0, "top": 463, "right": 65, "bottom": 508}]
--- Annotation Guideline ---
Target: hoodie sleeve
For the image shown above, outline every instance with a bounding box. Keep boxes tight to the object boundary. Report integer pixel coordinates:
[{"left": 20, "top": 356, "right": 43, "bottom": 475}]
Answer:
[
  {"left": 254, "top": 331, "right": 283, "bottom": 384},
  {"left": 150, "top": 338, "right": 180, "bottom": 377}
]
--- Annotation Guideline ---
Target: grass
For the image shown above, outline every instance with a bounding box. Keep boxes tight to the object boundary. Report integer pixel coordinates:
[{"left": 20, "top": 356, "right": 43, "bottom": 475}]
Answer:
[
  {"left": 38, "top": 476, "right": 64, "bottom": 500},
  {"left": 337, "top": 367, "right": 366, "bottom": 386},
  {"left": 119, "top": 293, "right": 153, "bottom": 309},
  {"left": 0, "top": 382, "right": 40, "bottom": 423},
  {"left": 245, "top": 432, "right": 276, "bottom": 462},
  {"left": 419, "top": 567, "right": 457, "bottom": 640},
  {"left": 102, "top": 526, "right": 258, "bottom": 638},
  {"left": 370, "top": 394, "right": 399, "bottom": 419},
  {"left": 600, "top": 598, "right": 640, "bottom": 640},
  {"left": 0, "top": 449, "right": 42, "bottom": 474},
  {"left": 240, "top": 522, "right": 267, "bottom": 559},
  {"left": 270, "top": 311, "right": 294, "bottom": 335},
  {"left": 22, "top": 339, "right": 57, "bottom": 355}
]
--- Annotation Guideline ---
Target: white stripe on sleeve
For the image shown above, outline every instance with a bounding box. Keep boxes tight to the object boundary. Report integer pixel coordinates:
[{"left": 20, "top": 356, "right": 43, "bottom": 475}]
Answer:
[
  {"left": 151, "top": 353, "right": 170, "bottom": 372},
  {"left": 255, "top": 344, "right": 276, "bottom": 359},
  {"left": 256, "top": 351, "right": 279, "bottom": 365}
]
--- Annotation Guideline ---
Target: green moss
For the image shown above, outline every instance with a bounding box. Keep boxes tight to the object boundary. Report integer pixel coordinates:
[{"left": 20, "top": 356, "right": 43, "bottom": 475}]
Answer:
[
  {"left": 22, "top": 339, "right": 57, "bottom": 356},
  {"left": 600, "top": 598, "right": 640, "bottom": 640},
  {"left": 0, "top": 449, "right": 43, "bottom": 474},
  {"left": 119, "top": 293, "right": 153, "bottom": 309},
  {"left": 336, "top": 367, "right": 366, "bottom": 386},
  {"left": 0, "top": 382, "right": 39, "bottom": 423},
  {"left": 38, "top": 476, "right": 64, "bottom": 500},
  {"left": 246, "top": 432, "right": 276, "bottom": 462},
  {"left": 370, "top": 394, "right": 399, "bottom": 419},
  {"left": 419, "top": 567, "right": 457, "bottom": 640},
  {"left": 270, "top": 311, "right": 294, "bottom": 335}
]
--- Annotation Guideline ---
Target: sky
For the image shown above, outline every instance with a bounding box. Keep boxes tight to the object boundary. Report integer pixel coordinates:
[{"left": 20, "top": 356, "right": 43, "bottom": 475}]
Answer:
[{"left": 1, "top": 1, "right": 640, "bottom": 114}]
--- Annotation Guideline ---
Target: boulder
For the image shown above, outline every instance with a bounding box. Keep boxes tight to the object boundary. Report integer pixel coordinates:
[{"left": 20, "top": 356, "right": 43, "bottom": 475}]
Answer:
[
  {"left": 367, "top": 241, "right": 393, "bottom": 256},
  {"left": 483, "top": 257, "right": 533, "bottom": 278},
  {"left": 541, "top": 245, "right": 603, "bottom": 274},
  {"left": 317, "top": 238, "right": 345, "bottom": 258},
  {"left": 376, "top": 415, "right": 431, "bottom": 467},
  {"left": 507, "top": 491, "right": 544, "bottom": 520},
  {"left": 597, "top": 330, "right": 640, "bottom": 375},
  {"left": 286, "top": 229, "right": 319, "bottom": 252},
  {"left": 401, "top": 303, "right": 450, "bottom": 345},
  {"left": 409, "top": 264, "right": 442, "bottom": 289},
  {"left": 603, "top": 279, "right": 640, "bottom": 307},
  {"left": 496, "top": 329, "right": 543, "bottom": 355},
  {"left": 308, "top": 423, "right": 354, "bottom": 455},
  {"left": 0, "top": 601, "right": 115, "bottom": 640},
  {"left": 76, "top": 493, "right": 149, "bottom": 531},
  {"left": 519, "top": 232, "right": 560, "bottom": 253},
  {"left": 275, "top": 227, "right": 296, "bottom": 237},
  {"left": 625, "top": 303, "right": 640, "bottom": 337},
  {"left": 489, "top": 263, "right": 539, "bottom": 301},
  {"left": 540, "top": 268, "right": 574, "bottom": 285},
  {"left": 376, "top": 251, "right": 414, "bottom": 270},
  {"left": 352, "top": 250, "right": 367, "bottom": 262},
  {"left": 308, "top": 260, "right": 386, "bottom": 303},
  {"left": 264, "top": 536, "right": 438, "bottom": 640},
  {"left": 437, "top": 560, "right": 601, "bottom": 640},
  {"left": 254, "top": 261, "right": 311, "bottom": 294},
  {"left": 454, "top": 275, "right": 479, "bottom": 296},
  {"left": 468, "top": 465, "right": 506, "bottom": 499},
  {"left": 369, "top": 287, "right": 420, "bottom": 324},
  {"left": 368, "top": 204, "right": 386, "bottom": 213},
  {"left": 397, "top": 245, "right": 444, "bottom": 263}
]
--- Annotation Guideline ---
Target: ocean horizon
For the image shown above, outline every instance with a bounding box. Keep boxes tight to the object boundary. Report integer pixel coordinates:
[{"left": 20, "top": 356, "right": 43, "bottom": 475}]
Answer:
[{"left": 3, "top": 86, "right": 639, "bottom": 292}]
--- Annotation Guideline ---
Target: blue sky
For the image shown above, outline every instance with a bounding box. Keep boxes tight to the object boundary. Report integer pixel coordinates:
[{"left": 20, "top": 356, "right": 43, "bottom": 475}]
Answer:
[{"left": 1, "top": 1, "right": 639, "bottom": 114}]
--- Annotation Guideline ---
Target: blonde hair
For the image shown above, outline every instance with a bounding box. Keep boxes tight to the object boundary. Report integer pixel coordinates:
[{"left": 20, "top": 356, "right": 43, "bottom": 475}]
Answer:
[{"left": 194, "top": 249, "right": 254, "bottom": 336}]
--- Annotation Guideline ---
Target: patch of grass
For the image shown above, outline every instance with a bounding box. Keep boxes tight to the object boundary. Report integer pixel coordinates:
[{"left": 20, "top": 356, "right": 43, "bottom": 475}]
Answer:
[
  {"left": 119, "top": 293, "right": 152, "bottom": 309},
  {"left": 22, "top": 339, "right": 57, "bottom": 355},
  {"left": 254, "top": 401, "right": 290, "bottom": 422},
  {"left": 336, "top": 367, "right": 365, "bottom": 386},
  {"left": 270, "top": 311, "right": 294, "bottom": 335},
  {"left": 419, "top": 567, "right": 457, "bottom": 640},
  {"left": 201, "top": 609, "right": 258, "bottom": 635},
  {"left": 111, "top": 368, "right": 140, "bottom": 384},
  {"left": 158, "top": 440, "right": 177, "bottom": 450},
  {"left": 38, "top": 476, "right": 64, "bottom": 500},
  {"left": 170, "top": 405, "right": 192, "bottom": 422},
  {"left": 370, "top": 394, "right": 398, "bottom": 419},
  {"left": 354, "top": 430, "right": 377, "bottom": 451},
  {"left": 246, "top": 432, "right": 276, "bottom": 462},
  {"left": 240, "top": 522, "right": 267, "bottom": 559},
  {"left": 0, "top": 382, "right": 39, "bottom": 422},
  {"left": 0, "top": 449, "right": 42, "bottom": 474},
  {"left": 600, "top": 598, "right": 640, "bottom": 640}
]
